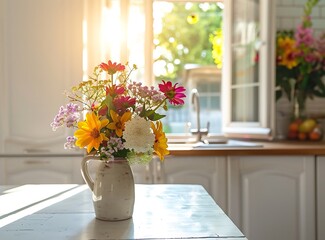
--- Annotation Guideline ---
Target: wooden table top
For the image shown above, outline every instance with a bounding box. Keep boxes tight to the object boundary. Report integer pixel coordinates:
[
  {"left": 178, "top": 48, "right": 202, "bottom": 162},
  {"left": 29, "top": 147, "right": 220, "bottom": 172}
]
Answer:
[{"left": 0, "top": 184, "right": 247, "bottom": 240}]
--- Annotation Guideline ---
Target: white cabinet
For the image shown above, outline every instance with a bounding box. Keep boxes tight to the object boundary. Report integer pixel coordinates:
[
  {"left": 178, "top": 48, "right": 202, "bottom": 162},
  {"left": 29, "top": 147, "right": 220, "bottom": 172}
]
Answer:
[
  {"left": 129, "top": 156, "right": 227, "bottom": 211},
  {"left": 158, "top": 156, "right": 227, "bottom": 211},
  {"left": 0, "top": 156, "right": 84, "bottom": 184},
  {"left": 130, "top": 161, "right": 155, "bottom": 184},
  {"left": 228, "top": 155, "right": 315, "bottom": 240},
  {"left": 0, "top": 0, "right": 83, "bottom": 154},
  {"left": 317, "top": 156, "right": 325, "bottom": 240}
]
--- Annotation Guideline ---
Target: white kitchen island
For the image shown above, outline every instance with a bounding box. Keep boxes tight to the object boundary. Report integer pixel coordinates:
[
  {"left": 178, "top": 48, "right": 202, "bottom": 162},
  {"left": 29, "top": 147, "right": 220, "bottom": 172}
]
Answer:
[{"left": 0, "top": 184, "right": 246, "bottom": 240}]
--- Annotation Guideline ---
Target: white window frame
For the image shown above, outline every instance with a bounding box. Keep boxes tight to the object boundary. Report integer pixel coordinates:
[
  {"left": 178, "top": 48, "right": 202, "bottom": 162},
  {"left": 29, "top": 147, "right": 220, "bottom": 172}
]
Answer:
[{"left": 222, "top": 0, "right": 276, "bottom": 140}]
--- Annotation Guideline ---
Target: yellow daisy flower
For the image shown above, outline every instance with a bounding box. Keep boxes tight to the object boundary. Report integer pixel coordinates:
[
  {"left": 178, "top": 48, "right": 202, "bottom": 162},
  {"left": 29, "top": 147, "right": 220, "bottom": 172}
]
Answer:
[
  {"left": 278, "top": 36, "right": 296, "bottom": 49},
  {"left": 107, "top": 110, "right": 132, "bottom": 137},
  {"left": 74, "top": 112, "right": 109, "bottom": 153},
  {"left": 280, "top": 49, "right": 299, "bottom": 69},
  {"left": 277, "top": 36, "right": 299, "bottom": 69},
  {"left": 151, "top": 121, "right": 169, "bottom": 161}
]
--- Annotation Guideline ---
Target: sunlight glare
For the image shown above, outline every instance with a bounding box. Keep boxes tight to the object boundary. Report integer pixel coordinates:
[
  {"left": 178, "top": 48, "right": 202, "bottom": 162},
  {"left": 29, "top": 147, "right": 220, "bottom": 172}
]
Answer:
[
  {"left": 185, "top": 3, "right": 193, "bottom": 10},
  {"left": 153, "top": 60, "right": 167, "bottom": 76},
  {"left": 101, "top": 3, "right": 120, "bottom": 61},
  {"left": 0, "top": 185, "right": 87, "bottom": 228},
  {"left": 82, "top": 19, "right": 88, "bottom": 81}
]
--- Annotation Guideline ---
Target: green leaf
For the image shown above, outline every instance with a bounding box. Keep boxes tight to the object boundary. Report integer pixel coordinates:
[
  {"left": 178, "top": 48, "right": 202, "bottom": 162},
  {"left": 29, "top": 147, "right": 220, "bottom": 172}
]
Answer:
[
  {"left": 113, "top": 148, "right": 129, "bottom": 158},
  {"left": 102, "top": 95, "right": 113, "bottom": 110},
  {"left": 148, "top": 112, "right": 166, "bottom": 121},
  {"left": 139, "top": 104, "right": 148, "bottom": 118}
]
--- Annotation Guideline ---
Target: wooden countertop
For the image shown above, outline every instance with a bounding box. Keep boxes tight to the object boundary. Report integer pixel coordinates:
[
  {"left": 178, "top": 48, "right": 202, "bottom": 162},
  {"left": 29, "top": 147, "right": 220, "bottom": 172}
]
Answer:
[{"left": 168, "top": 140, "right": 325, "bottom": 156}]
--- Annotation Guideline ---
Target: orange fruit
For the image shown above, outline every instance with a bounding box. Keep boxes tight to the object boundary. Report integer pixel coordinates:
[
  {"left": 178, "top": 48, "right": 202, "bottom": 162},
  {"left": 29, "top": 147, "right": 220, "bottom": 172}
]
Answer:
[
  {"left": 309, "top": 131, "right": 321, "bottom": 141},
  {"left": 298, "top": 132, "right": 307, "bottom": 140},
  {"left": 287, "top": 131, "right": 298, "bottom": 140},
  {"left": 289, "top": 122, "right": 299, "bottom": 132}
]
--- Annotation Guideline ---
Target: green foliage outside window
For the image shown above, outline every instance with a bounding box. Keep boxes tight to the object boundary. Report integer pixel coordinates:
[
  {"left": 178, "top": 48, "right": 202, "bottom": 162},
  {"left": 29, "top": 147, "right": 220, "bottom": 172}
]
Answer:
[{"left": 154, "top": 2, "right": 223, "bottom": 81}]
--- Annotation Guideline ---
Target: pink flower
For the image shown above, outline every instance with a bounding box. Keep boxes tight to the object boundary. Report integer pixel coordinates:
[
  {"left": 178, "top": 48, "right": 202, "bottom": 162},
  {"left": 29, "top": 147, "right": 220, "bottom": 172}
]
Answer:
[
  {"left": 98, "top": 105, "right": 108, "bottom": 116},
  {"left": 304, "top": 52, "right": 319, "bottom": 63},
  {"left": 113, "top": 96, "right": 136, "bottom": 114},
  {"left": 295, "top": 24, "right": 314, "bottom": 46},
  {"left": 106, "top": 85, "right": 125, "bottom": 97},
  {"left": 158, "top": 80, "right": 186, "bottom": 105},
  {"left": 99, "top": 60, "right": 125, "bottom": 75}
]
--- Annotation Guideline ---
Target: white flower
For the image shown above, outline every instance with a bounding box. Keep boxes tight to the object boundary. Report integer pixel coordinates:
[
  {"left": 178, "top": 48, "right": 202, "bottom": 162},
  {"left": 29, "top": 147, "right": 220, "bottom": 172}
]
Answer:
[{"left": 123, "top": 116, "right": 154, "bottom": 153}]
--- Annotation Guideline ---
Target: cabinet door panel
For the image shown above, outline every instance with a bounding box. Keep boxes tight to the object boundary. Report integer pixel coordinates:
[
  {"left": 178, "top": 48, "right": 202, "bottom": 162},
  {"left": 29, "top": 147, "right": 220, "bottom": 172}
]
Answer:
[
  {"left": 131, "top": 162, "right": 154, "bottom": 184},
  {"left": 317, "top": 156, "right": 325, "bottom": 240},
  {"left": 3, "top": 156, "right": 82, "bottom": 184},
  {"left": 228, "top": 156, "right": 315, "bottom": 240},
  {"left": 162, "top": 156, "right": 227, "bottom": 211}
]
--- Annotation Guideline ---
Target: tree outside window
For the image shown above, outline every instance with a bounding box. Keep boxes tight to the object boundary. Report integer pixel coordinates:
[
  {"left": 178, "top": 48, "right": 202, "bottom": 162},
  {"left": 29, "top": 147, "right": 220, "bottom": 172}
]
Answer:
[{"left": 153, "top": 1, "right": 223, "bottom": 134}]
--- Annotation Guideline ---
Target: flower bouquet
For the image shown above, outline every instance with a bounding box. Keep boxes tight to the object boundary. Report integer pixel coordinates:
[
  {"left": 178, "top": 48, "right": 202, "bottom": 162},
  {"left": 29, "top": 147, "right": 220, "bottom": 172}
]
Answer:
[
  {"left": 51, "top": 60, "right": 186, "bottom": 163},
  {"left": 275, "top": 0, "right": 325, "bottom": 140}
]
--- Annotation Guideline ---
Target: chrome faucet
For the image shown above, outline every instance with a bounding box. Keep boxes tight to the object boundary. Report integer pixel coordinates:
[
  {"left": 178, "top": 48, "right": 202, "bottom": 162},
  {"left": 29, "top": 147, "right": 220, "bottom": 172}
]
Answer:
[{"left": 190, "top": 88, "right": 209, "bottom": 142}]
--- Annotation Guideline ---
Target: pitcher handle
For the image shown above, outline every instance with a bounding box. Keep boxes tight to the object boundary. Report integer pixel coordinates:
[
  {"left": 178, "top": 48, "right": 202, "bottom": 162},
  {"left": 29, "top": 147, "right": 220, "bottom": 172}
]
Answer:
[{"left": 81, "top": 155, "right": 100, "bottom": 191}]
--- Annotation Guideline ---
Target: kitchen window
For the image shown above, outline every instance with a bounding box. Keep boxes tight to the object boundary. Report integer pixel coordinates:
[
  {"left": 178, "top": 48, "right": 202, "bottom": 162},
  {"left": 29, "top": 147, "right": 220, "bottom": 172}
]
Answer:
[
  {"left": 84, "top": 0, "right": 275, "bottom": 139},
  {"left": 152, "top": 1, "right": 223, "bottom": 134}
]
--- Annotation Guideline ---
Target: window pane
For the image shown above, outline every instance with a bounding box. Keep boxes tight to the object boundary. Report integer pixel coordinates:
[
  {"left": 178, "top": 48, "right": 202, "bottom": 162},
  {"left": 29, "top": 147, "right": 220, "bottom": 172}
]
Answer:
[
  {"left": 197, "top": 83, "right": 208, "bottom": 93},
  {"left": 201, "top": 96, "right": 208, "bottom": 110},
  {"left": 232, "top": 0, "right": 259, "bottom": 85},
  {"left": 153, "top": 1, "right": 223, "bottom": 134},
  {"left": 232, "top": 46, "right": 259, "bottom": 85},
  {"left": 230, "top": 0, "right": 260, "bottom": 124},
  {"left": 211, "top": 96, "right": 220, "bottom": 109},
  {"left": 231, "top": 86, "right": 259, "bottom": 122}
]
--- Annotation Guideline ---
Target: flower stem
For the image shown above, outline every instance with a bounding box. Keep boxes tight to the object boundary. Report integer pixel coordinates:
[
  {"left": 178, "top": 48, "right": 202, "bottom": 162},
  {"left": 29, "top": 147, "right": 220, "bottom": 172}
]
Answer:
[{"left": 151, "top": 97, "right": 168, "bottom": 113}]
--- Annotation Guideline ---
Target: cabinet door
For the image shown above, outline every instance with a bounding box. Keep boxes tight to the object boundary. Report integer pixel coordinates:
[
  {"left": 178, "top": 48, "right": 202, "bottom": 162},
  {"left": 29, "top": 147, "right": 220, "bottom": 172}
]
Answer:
[
  {"left": 130, "top": 162, "right": 154, "bottom": 184},
  {"left": 228, "top": 156, "right": 315, "bottom": 240},
  {"left": 3, "top": 156, "right": 83, "bottom": 184},
  {"left": 0, "top": 0, "right": 83, "bottom": 154},
  {"left": 161, "top": 156, "right": 227, "bottom": 212},
  {"left": 317, "top": 156, "right": 325, "bottom": 240}
]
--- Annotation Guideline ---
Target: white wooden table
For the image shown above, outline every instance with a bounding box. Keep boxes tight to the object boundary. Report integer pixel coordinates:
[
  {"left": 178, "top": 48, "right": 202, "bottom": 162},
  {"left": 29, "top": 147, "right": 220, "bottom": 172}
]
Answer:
[{"left": 0, "top": 184, "right": 247, "bottom": 240}]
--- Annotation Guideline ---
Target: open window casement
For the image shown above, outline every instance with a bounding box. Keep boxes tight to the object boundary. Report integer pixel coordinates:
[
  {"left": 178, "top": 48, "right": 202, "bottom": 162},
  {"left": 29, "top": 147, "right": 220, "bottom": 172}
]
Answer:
[{"left": 222, "top": 0, "right": 276, "bottom": 140}]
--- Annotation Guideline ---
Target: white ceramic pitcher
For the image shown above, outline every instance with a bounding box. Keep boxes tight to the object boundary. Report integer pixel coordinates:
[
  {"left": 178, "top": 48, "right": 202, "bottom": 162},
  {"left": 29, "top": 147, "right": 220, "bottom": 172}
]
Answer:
[{"left": 81, "top": 155, "right": 135, "bottom": 221}]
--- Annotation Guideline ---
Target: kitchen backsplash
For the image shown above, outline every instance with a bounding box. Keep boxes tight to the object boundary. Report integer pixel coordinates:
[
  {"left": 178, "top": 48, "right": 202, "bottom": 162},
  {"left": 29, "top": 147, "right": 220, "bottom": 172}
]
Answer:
[{"left": 276, "top": 0, "right": 325, "bottom": 35}]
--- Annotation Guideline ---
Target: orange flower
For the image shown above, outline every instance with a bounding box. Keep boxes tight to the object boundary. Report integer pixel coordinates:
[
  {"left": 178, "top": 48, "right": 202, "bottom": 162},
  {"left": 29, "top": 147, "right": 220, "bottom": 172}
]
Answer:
[
  {"left": 99, "top": 60, "right": 125, "bottom": 75},
  {"left": 107, "top": 110, "right": 132, "bottom": 137}
]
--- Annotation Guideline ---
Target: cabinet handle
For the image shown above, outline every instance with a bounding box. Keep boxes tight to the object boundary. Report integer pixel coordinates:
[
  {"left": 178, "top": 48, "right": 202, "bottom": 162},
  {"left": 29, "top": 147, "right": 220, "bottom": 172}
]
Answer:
[
  {"left": 24, "top": 160, "right": 51, "bottom": 165},
  {"left": 24, "top": 148, "right": 50, "bottom": 154}
]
